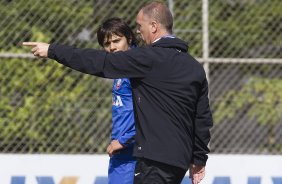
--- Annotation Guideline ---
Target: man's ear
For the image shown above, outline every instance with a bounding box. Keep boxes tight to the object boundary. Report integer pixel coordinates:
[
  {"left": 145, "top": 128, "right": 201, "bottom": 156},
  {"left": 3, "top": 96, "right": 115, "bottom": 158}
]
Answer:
[{"left": 151, "top": 21, "right": 158, "bottom": 33}]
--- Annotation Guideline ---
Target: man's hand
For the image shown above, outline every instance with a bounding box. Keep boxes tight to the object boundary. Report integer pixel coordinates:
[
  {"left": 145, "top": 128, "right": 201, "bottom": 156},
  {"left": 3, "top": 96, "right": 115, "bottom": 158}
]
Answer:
[
  {"left": 22, "top": 42, "right": 50, "bottom": 58},
  {"left": 189, "top": 164, "right": 205, "bottom": 184},
  {"left": 106, "top": 140, "right": 124, "bottom": 157}
]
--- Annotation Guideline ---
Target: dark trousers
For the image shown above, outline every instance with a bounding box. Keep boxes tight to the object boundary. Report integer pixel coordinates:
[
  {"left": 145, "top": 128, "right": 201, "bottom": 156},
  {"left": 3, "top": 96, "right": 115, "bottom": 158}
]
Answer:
[{"left": 133, "top": 158, "right": 187, "bottom": 184}]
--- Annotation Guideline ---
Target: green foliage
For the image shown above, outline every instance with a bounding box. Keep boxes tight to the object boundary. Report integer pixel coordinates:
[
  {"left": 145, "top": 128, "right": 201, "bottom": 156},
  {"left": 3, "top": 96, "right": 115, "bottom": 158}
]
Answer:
[
  {"left": 209, "top": 0, "right": 282, "bottom": 57},
  {"left": 173, "top": 0, "right": 203, "bottom": 57},
  {"left": 213, "top": 76, "right": 282, "bottom": 152},
  {"left": 214, "top": 77, "right": 282, "bottom": 126},
  {"left": 0, "top": 0, "right": 95, "bottom": 52},
  {"left": 0, "top": 0, "right": 113, "bottom": 153},
  {"left": 0, "top": 58, "right": 112, "bottom": 153},
  {"left": 0, "top": 0, "right": 281, "bottom": 153}
]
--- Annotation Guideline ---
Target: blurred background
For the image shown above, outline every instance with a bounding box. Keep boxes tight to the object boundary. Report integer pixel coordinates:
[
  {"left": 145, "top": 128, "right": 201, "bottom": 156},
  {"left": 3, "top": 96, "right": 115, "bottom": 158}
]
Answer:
[{"left": 0, "top": 0, "right": 281, "bottom": 156}]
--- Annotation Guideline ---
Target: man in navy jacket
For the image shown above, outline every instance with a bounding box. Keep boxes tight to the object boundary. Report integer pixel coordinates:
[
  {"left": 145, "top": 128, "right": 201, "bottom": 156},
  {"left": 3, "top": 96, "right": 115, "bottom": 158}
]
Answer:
[{"left": 23, "top": 1, "right": 213, "bottom": 184}]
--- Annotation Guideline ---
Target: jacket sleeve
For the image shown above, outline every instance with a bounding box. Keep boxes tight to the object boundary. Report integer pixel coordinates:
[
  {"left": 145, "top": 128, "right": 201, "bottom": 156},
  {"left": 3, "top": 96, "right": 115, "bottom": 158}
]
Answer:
[
  {"left": 192, "top": 78, "right": 213, "bottom": 166},
  {"left": 118, "top": 129, "right": 135, "bottom": 147},
  {"left": 48, "top": 44, "right": 153, "bottom": 79}
]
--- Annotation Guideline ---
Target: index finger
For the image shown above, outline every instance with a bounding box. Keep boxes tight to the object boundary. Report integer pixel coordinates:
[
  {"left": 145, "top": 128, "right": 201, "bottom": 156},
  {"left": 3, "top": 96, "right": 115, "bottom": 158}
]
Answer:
[{"left": 22, "top": 42, "right": 39, "bottom": 46}]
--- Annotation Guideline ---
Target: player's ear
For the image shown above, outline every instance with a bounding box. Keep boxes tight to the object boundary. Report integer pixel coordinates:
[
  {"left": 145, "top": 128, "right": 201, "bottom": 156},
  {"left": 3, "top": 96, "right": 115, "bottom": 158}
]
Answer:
[{"left": 128, "top": 38, "right": 132, "bottom": 45}]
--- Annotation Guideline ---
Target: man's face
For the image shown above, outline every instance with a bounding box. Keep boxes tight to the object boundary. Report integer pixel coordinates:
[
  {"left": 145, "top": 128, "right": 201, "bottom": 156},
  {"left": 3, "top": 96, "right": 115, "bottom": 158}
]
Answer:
[
  {"left": 103, "top": 34, "right": 130, "bottom": 53},
  {"left": 136, "top": 10, "right": 152, "bottom": 45}
]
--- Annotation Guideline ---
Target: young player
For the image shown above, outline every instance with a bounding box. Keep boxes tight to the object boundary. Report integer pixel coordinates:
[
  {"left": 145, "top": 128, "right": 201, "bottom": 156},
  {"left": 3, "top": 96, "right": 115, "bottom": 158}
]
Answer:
[{"left": 97, "top": 17, "right": 137, "bottom": 184}]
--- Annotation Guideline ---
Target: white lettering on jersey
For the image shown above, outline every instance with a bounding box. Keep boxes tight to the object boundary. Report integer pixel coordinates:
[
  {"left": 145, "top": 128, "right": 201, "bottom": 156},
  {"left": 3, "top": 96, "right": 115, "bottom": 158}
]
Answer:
[{"left": 113, "top": 95, "right": 123, "bottom": 107}]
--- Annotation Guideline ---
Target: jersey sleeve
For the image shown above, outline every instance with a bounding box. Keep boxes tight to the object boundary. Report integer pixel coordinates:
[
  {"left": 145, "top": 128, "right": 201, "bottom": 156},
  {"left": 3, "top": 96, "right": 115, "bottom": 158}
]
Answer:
[{"left": 118, "top": 129, "right": 135, "bottom": 147}]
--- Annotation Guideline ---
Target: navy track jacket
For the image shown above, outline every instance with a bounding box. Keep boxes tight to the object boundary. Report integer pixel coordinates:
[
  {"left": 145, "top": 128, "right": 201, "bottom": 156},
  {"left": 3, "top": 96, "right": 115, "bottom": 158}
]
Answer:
[{"left": 48, "top": 37, "right": 213, "bottom": 170}]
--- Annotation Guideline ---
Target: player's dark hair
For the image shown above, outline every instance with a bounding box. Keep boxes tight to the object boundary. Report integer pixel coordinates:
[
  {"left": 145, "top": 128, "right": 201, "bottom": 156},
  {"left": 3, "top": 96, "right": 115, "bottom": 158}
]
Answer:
[
  {"left": 97, "top": 17, "right": 137, "bottom": 47},
  {"left": 141, "top": 1, "right": 173, "bottom": 34}
]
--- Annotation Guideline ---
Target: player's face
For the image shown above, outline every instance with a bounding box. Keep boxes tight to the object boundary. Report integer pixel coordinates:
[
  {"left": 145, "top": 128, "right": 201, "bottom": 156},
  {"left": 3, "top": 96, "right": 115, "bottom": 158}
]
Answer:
[{"left": 103, "top": 34, "right": 130, "bottom": 53}]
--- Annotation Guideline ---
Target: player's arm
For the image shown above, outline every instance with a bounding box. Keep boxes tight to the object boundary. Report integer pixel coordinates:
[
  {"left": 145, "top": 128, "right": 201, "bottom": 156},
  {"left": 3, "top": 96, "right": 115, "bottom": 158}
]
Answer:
[
  {"left": 118, "top": 106, "right": 135, "bottom": 147},
  {"left": 118, "top": 129, "right": 135, "bottom": 148},
  {"left": 109, "top": 110, "right": 135, "bottom": 156},
  {"left": 107, "top": 131, "right": 135, "bottom": 157}
]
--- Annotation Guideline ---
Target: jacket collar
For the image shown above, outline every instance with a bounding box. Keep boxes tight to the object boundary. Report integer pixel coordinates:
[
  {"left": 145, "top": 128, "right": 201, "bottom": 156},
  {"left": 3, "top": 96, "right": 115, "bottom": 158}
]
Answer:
[{"left": 151, "top": 37, "right": 188, "bottom": 52}]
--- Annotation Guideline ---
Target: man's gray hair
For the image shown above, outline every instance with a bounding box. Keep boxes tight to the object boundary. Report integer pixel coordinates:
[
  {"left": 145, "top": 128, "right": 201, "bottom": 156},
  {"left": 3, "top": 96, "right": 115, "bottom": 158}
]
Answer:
[{"left": 141, "top": 1, "right": 173, "bottom": 34}]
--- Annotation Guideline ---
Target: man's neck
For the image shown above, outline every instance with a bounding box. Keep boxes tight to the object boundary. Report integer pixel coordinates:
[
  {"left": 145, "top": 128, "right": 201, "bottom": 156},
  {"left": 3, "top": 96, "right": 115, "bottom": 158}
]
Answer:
[{"left": 152, "top": 32, "right": 173, "bottom": 43}]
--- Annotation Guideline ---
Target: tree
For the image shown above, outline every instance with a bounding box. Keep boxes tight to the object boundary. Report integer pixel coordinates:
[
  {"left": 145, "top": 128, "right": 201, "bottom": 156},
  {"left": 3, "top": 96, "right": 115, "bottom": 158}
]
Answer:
[
  {"left": 209, "top": 0, "right": 282, "bottom": 58},
  {"left": 0, "top": 0, "right": 111, "bottom": 153},
  {"left": 214, "top": 76, "right": 282, "bottom": 152}
]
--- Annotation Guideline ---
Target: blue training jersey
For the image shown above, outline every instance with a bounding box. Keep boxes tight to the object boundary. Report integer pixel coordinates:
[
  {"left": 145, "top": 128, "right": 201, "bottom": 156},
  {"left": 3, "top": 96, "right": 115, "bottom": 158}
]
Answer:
[{"left": 111, "top": 78, "right": 135, "bottom": 159}]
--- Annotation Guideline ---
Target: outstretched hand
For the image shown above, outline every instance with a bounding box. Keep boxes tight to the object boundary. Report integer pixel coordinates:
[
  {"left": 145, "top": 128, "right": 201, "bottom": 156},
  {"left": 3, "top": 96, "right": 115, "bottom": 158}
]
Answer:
[
  {"left": 22, "top": 42, "right": 50, "bottom": 58},
  {"left": 189, "top": 164, "right": 205, "bottom": 184}
]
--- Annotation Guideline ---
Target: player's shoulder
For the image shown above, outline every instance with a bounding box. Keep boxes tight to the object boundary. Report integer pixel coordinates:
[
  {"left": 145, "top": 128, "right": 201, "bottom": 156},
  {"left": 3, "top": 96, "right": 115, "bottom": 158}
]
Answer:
[{"left": 114, "top": 78, "right": 131, "bottom": 90}]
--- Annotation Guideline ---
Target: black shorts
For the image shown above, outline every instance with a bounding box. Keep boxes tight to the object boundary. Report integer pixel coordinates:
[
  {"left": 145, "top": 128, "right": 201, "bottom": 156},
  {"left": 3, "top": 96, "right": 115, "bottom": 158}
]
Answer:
[{"left": 133, "top": 158, "right": 187, "bottom": 184}]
